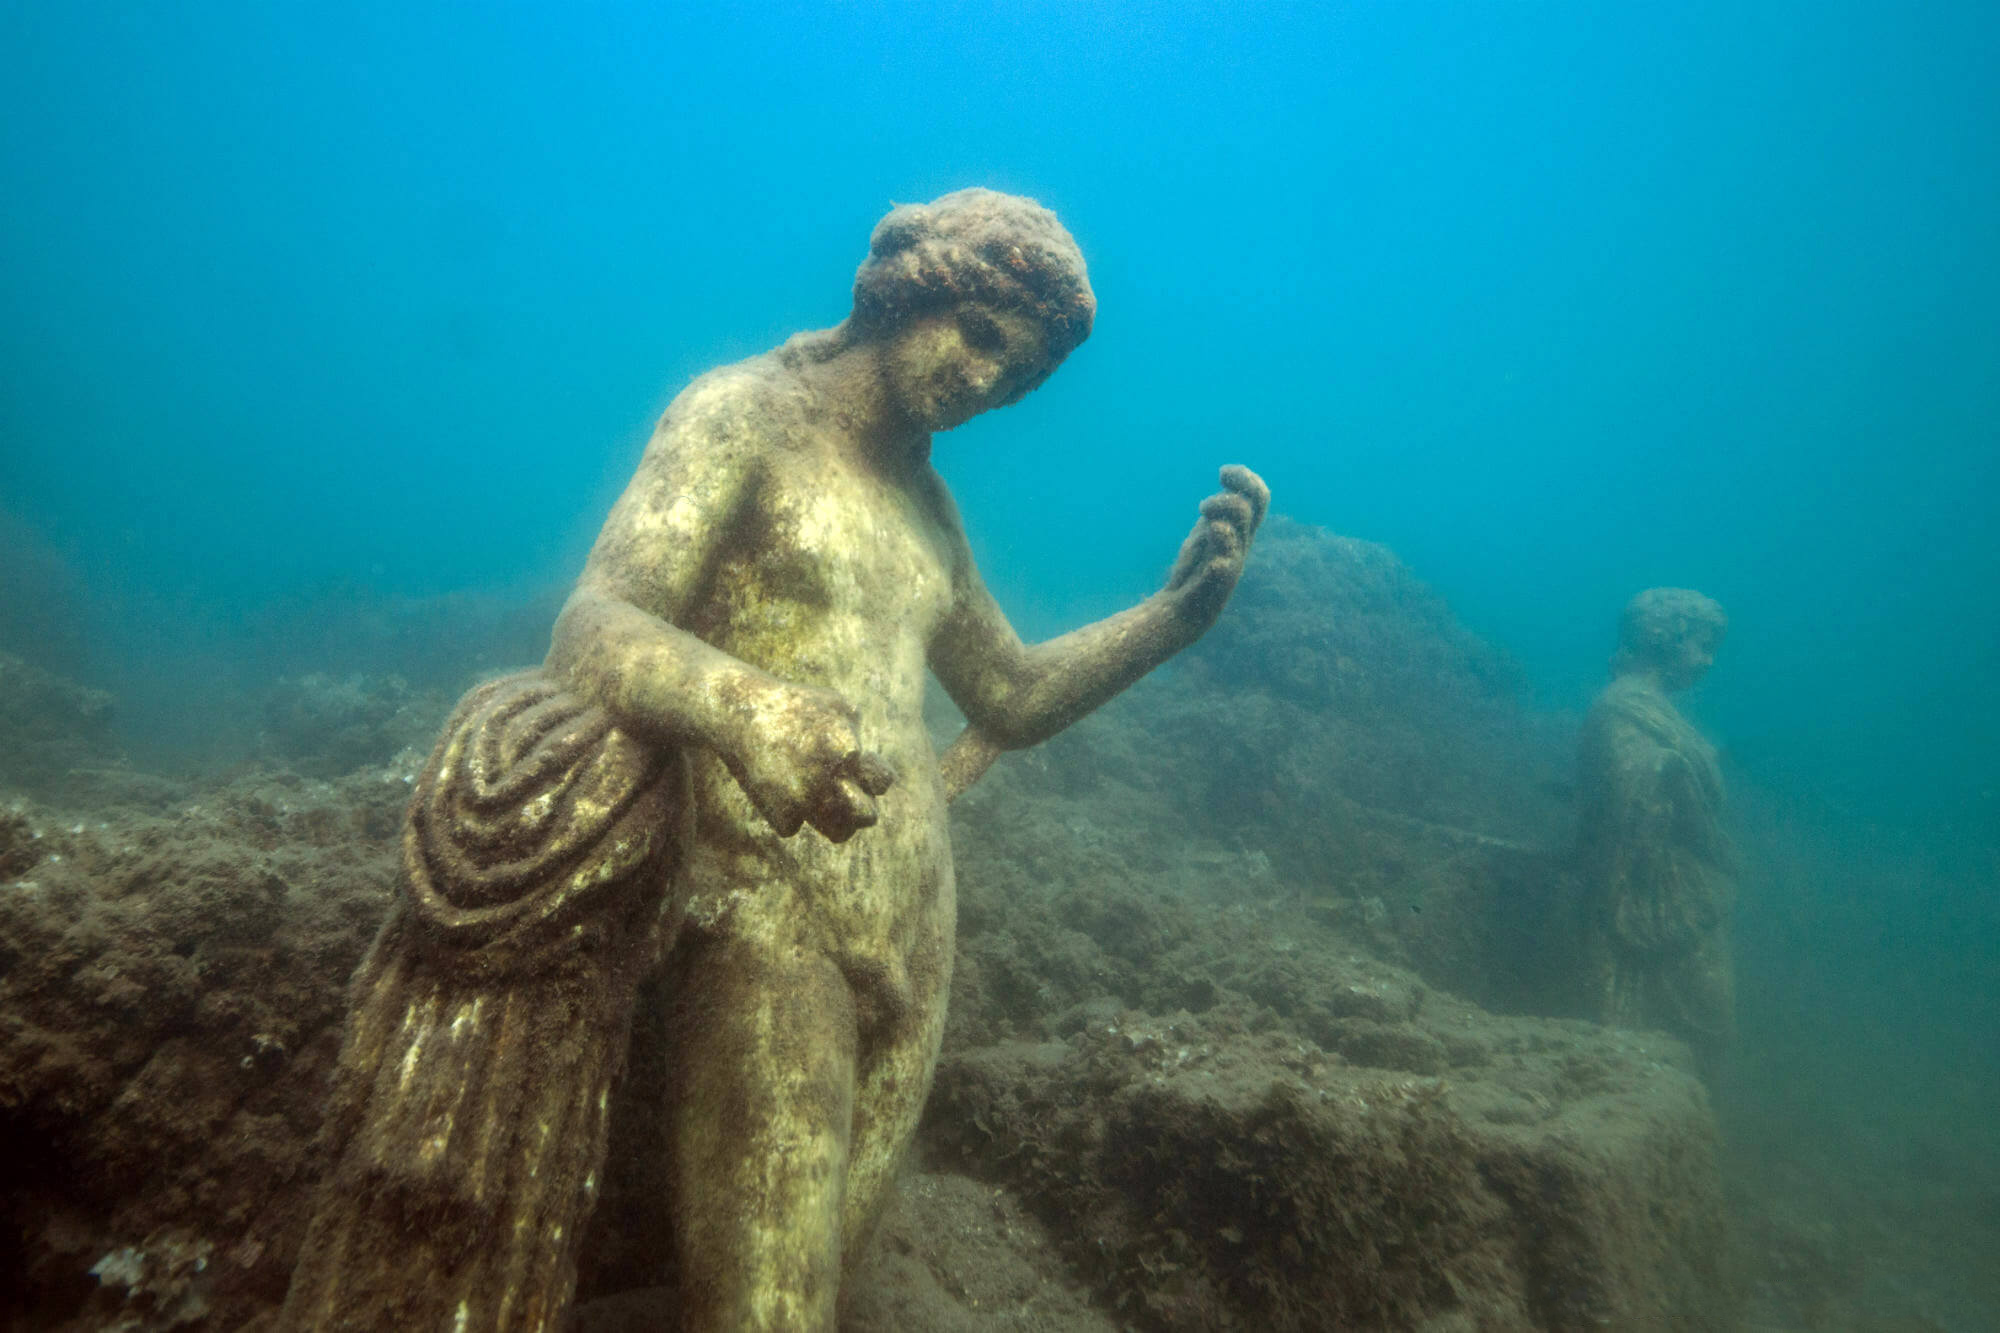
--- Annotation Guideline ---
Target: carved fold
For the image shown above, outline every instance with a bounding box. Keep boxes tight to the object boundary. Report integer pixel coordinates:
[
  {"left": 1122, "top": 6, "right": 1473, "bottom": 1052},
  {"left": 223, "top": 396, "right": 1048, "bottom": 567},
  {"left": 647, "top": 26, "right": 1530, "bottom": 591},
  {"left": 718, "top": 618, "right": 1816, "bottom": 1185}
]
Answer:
[{"left": 281, "top": 670, "right": 689, "bottom": 1333}]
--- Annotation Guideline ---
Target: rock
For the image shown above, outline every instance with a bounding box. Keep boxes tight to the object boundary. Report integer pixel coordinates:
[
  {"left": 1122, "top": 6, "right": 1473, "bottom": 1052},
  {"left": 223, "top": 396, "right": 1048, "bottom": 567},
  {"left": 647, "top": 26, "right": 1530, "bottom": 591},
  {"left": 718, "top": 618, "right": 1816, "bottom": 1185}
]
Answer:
[
  {"left": 0, "top": 653, "right": 121, "bottom": 794},
  {"left": 0, "top": 769, "right": 407, "bottom": 1330},
  {"left": 256, "top": 673, "right": 449, "bottom": 778},
  {"left": 928, "top": 1002, "right": 1726, "bottom": 1331},
  {"left": 948, "top": 518, "right": 1579, "bottom": 1012}
]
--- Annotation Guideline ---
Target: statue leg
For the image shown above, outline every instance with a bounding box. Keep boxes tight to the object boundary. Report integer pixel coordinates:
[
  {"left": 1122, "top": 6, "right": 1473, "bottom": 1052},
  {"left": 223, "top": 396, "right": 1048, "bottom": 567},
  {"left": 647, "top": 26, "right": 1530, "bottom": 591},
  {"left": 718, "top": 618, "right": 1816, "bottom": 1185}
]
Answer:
[
  {"left": 837, "top": 904, "right": 953, "bottom": 1278},
  {"left": 666, "top": 932, "right": 858, "bottom": 1332},
  {"left": 1665, "top": 929, "right": 1735, "bottom": 1077}
]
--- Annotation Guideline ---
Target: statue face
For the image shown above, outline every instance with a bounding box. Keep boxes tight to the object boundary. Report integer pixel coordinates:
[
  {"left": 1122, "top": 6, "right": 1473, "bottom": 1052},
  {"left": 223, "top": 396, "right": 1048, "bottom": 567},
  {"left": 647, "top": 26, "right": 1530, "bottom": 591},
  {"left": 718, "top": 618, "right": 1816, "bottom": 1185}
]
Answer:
[
  {"left": 882, "top": 304, "right": 1055, "bottom": 432},
  {"left": 1661, "top": 629, "right": 1720, "bottom": 691}
]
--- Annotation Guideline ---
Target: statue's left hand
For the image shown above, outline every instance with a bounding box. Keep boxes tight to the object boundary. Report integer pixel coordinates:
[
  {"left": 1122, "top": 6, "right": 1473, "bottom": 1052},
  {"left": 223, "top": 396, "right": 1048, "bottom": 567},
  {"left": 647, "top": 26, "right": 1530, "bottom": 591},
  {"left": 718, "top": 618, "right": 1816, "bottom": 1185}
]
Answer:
[{"left": 1164, "top": 464, "right": 1270, "bottom": 627}]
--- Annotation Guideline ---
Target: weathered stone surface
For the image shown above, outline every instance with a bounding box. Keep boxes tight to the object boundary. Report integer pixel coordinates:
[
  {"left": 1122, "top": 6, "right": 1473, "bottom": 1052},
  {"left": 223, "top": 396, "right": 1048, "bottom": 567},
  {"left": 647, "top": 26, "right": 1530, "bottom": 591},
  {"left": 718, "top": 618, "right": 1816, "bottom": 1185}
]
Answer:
[
  {"left": 927, "top": 988, "right": 1725, "bottom": 1330},
  {"left": 0, "top": 768, "right": 408, "bottom": 1331}
]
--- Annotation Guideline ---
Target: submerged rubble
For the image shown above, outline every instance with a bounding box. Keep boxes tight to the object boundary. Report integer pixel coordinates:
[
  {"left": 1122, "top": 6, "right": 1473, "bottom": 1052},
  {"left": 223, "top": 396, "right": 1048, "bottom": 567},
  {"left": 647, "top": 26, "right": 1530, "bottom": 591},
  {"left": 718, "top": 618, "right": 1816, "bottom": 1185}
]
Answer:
[{"left": 0, "top": 521, "right": 1843, "bottom": 1329}]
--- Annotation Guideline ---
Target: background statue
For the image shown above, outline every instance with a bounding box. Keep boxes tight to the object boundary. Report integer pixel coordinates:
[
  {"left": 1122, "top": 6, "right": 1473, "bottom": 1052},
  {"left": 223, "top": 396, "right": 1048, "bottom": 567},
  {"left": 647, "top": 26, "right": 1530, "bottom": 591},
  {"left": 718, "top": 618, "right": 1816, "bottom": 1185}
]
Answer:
[
  {"left": 1575, "top": 587, "right": 1734, "bottom": 1075},
  {"left": 283, "top": 188, "right": 1267, "bottom": 1331}
]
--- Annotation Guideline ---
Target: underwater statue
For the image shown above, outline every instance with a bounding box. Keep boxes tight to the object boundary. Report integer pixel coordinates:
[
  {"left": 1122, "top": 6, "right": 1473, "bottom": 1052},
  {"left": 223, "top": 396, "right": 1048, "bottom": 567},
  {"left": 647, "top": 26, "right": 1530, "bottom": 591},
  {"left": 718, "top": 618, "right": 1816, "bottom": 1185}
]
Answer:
[
  {"left": 280, "top": 188, "right": 1268, "bottom": 1332},
  {"left": 1575, "top": 587, "right": 1734, "bottom": 1075}
]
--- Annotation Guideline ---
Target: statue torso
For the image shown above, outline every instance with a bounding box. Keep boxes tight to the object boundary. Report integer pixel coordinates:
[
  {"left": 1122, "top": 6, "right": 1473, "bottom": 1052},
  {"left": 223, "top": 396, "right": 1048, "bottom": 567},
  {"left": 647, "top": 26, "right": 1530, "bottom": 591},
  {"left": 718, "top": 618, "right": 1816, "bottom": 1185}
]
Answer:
[{"left": 665, "top": 365, "right": 961, "bottom": 966}]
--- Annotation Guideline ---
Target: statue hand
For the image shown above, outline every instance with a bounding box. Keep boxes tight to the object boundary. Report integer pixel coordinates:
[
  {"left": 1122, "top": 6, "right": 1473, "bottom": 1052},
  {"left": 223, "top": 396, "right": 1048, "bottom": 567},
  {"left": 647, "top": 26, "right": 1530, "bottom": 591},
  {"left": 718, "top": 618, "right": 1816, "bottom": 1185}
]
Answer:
[
  {"left": 1164, "top": 464, "right": 1270, "bottom": 628},
  {"left": 731, "top": 685, "right": 897, "bottom": 842}
]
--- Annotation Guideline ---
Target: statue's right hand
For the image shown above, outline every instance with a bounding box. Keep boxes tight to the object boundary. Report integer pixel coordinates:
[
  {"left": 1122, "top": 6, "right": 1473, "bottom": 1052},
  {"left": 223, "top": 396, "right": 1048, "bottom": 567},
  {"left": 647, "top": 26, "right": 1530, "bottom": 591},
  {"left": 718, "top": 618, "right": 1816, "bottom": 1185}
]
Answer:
[{"left": 731, "top": 684, "right": 897, "bottom": 842}]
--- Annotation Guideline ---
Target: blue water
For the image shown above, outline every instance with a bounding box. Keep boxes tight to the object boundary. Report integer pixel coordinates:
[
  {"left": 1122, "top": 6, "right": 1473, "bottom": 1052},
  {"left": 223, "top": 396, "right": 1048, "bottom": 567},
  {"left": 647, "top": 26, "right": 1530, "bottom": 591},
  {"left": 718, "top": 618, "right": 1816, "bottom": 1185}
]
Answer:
[{"left": 3, "top": 0, "right": 1997, "bottom": 1314}]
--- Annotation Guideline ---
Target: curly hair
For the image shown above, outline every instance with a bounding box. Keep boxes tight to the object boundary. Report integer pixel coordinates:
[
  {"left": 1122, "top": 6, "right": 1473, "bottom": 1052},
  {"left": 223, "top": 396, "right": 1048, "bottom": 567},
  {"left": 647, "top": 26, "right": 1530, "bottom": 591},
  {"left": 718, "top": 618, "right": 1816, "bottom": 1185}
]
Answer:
[
  {"left": 1614, "top": 587, "right": 1728, "bottom": 674},
  {"left": 850, "top": 188, "right": 1096, "bottom": 360}
]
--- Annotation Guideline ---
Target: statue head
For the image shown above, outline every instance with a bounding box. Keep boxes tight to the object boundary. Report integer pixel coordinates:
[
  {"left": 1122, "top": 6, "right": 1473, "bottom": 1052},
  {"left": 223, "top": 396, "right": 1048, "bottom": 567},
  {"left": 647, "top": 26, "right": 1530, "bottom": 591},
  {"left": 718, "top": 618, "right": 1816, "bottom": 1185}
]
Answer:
[
  {"left": 1612, "top": 587, "right": 1727, "bottom": 691},
  {"left": 851, "top": 188, "right": 1096, "bottom": 431}
]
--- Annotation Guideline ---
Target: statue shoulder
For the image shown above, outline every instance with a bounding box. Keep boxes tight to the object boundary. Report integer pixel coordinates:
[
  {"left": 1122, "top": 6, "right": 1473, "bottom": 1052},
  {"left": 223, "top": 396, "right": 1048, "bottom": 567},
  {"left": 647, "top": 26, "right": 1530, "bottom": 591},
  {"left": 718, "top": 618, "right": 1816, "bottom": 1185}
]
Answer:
[
  {"left": 1590, "top": 676, "right": 1682, "bottom": 731},
  {"left": 1580, "top": 676, "right": 1682, "bottom": 775},
  {"left": 652, "top": 354, "right": 816, "bottom": 459}
]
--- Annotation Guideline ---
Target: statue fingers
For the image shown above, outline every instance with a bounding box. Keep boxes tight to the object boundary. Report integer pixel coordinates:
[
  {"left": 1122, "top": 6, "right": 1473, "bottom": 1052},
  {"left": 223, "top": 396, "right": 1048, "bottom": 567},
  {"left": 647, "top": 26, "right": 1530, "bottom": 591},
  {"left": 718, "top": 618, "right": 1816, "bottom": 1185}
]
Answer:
[
  {"left": 811, "top": 775, "right": 880, "bottom": 843},
  {"left": 846, "top": 749, "right": 898, "bottom": 797},
  {"left": 1199, "top": 491, "right": 1251, "bottom": 523},
  {"left": 1197, "top": 493, "right": 1250, "bottom": 560},
  {"left": 753, "top": 785, "right": 811, "bottom": 838},
  {"left": 1218, "top": 464, "right": 1270, "bottom": 529},
  {"left": 734, "top": 749, "right": 823, "bottom": 838}
]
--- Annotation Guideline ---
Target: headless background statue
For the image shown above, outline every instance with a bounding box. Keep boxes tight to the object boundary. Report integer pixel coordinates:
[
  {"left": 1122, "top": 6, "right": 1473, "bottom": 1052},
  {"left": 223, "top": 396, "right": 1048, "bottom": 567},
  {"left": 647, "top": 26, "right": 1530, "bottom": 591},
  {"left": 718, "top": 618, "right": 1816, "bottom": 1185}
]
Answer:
[
  {"left": 282, "top": 188, "right": 1268, "bottom": 1332},
  {"left": 1575, "top": 587, "right": 1734, "bottom": 1077}
]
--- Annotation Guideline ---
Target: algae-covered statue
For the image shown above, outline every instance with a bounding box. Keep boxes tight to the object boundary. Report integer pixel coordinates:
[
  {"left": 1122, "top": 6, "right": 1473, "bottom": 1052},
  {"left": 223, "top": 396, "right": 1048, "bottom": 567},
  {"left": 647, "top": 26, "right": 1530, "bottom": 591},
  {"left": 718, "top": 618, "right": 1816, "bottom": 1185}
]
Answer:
[
  {"left": 281, "top": 188, "right": 1268, "bottom": 1332},
  {"left": 1575, "top": 587, "right": 1733, "bottom": 1075}
]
